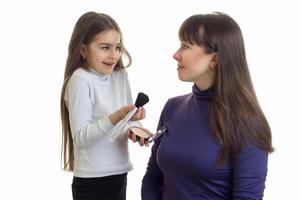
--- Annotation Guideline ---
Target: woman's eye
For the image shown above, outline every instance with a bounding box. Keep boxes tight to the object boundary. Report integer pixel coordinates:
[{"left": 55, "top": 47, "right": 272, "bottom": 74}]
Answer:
[{"left": 181, "top": 44, "right": 189, "bottom": 49}]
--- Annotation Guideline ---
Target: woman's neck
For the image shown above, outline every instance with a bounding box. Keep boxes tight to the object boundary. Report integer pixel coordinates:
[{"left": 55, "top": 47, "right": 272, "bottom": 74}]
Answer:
[{"left": 195, "top": 76, "right": 214, "bottom": 91}]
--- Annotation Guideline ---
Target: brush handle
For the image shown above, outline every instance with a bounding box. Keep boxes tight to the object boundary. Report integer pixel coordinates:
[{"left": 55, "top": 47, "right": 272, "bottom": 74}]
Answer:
[{"left": 148, "top": 127, "right": 167, "bottom": 143}]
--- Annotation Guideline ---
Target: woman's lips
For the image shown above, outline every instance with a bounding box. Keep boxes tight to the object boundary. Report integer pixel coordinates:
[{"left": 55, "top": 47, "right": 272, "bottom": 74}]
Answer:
[{"left": 177, "top": 64, "right": 184, "bottom": 69}]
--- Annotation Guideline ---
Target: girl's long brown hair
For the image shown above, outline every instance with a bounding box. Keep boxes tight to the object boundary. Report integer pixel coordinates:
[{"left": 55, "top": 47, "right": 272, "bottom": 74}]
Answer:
[
  {"left": 179, "top": 12, "right": 273, "bottom": 166},
  {"left": 60, "top": 11, "right": 132, "bottom": 171}
]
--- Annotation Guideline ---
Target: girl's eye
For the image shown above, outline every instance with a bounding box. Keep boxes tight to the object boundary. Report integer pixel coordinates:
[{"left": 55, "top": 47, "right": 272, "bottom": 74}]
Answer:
[
  {"left": 116, "top": 46, "right": 122, "bottom": 52},
  {"left": 100, "top": 46, "right": 109, "bottom": 50}
]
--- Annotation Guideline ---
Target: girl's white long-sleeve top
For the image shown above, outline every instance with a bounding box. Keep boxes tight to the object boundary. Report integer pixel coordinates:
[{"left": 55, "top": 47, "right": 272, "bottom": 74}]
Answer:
[{"left": 64, "top": 67, "right": 138, "bottom": 178}]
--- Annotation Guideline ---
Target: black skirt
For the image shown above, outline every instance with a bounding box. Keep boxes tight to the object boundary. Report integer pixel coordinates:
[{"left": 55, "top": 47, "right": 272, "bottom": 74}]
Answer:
[{"left": 72, "top": 173, "right": 127, "bottom": 200}]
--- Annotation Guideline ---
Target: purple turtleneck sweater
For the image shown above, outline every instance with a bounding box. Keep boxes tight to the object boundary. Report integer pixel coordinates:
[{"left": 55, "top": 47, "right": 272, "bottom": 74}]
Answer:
[{"left": 142, "top": 84, "right": 268, "bottom": 200}]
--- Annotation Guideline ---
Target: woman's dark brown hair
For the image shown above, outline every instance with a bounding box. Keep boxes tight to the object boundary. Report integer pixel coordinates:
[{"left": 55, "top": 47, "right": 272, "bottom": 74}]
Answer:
[
  {"left": 179, "top": 12, "right": 273, "bottom": 166},
  {"left": 60, "top": 11, "right": 132, "bottom": 171}
]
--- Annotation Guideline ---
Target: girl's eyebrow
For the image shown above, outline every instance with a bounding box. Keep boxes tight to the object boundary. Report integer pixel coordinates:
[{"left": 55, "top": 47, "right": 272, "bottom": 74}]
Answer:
[
  {"left": 98, "top": 43, "right": 111, "bottom": 46},
  {"left": 98, "top": 43, "right": 121, "bottom": 46}
]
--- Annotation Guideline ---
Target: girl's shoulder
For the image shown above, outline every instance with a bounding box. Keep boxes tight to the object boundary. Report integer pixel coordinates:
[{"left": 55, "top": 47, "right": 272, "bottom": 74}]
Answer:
[
  {"left": 112, "top": 68, "right": 127, "bottom": 76},
  {"left": 70, "top": 67, "right": 128, "bottom": 83},
  {"left": 111, "top": 68, "right": 129, "bottom": 81},
  {"left": 72, "top": 68, "right": 92, "bottom": 80},
  {"left": 67, "top": 68, "right": 92, "bottom": 88}
]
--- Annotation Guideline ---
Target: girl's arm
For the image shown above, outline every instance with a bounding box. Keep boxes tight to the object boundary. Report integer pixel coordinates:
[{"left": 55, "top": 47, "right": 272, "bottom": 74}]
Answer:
[{"left": 66, "top": 75, "right": 133, "bottom": 147}]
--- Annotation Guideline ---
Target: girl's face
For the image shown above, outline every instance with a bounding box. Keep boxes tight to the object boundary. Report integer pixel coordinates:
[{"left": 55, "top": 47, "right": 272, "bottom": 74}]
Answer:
[
  {"left": 81, "top": 29, "right": 122, "bottom": 75},
  {"left": 173, "top": 41, "right": 216, "bottom": 89}
]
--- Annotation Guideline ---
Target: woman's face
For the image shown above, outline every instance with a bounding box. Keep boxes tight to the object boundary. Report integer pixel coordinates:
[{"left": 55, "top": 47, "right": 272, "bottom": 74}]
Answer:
[
  {"left": 81, "top": 29, "right": 122, "bottom": 75},
  {"left": 173, "top": 41, "right": 215, "bottom": 87}
]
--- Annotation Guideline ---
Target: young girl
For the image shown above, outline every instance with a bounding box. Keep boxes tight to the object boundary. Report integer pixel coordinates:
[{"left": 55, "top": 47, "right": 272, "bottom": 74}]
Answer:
[
  {"left": 60, "top": 11, "right": 145, "bottom": 200},
  {"left": 141, "top": 12, "right": 273, "bottom": 199}
]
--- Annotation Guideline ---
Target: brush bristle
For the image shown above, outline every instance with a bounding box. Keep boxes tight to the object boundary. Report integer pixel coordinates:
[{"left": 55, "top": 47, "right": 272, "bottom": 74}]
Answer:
[{"left": 135, "top": 92, "right": 149, "bottom": 107}]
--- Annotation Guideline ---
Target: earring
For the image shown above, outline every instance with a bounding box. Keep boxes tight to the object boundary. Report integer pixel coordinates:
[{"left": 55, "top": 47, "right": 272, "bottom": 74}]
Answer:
[{"left": 209, "top": 67, "right": 215, "bottom": 77}]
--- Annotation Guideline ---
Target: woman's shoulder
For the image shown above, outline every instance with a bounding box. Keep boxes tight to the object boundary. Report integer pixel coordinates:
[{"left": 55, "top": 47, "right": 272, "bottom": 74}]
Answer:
[
  {"left": 161, "top": 93, "right": 192, "bottom": 112},
  {"left": 168, "top": 93, "right": 192, "bottom": 104}
]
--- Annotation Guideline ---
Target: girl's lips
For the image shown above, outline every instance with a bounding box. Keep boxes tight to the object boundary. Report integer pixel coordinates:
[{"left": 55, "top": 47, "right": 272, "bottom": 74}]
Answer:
[
  {"left": 103, "top": 62, "right": 115, "bottom": 65},
  {"left": 103, "top": 62, "right": 115, "bottom": 68}
]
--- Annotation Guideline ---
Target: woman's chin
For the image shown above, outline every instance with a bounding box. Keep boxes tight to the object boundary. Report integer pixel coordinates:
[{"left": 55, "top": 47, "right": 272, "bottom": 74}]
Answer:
[{"left": 178, "top": 75, "right": 190, "bottom": 82}]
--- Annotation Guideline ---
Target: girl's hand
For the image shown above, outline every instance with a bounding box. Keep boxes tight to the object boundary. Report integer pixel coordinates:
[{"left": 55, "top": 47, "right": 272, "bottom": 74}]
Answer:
[
  {"left": 131, "top": 107, "right": 146, "bottom": 121},
  {"left": 109, "top": 104, "right": 135, "bottom": 125}
]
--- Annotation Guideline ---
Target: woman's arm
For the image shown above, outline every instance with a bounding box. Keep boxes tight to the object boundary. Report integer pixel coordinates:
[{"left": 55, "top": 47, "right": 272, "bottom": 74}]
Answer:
[
  {"left": 233, "top": 145, "right": 269, "bottom": 200},
  {"left": 141, "top": 99, "right": 170, "bottom": 200},
  {"left": 141, "top": 137, "right": 164, "bottom": 200}
]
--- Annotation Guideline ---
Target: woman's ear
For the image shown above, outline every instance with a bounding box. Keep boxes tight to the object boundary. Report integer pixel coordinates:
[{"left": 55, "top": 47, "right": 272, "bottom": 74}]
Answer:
[{"left": 209, "top": 53, "right": 218, "bottom": 68}]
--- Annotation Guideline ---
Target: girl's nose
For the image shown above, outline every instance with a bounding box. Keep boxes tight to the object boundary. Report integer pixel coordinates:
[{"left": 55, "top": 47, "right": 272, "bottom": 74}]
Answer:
[{"left": 109, "top": 49, "right": 119, "bottom": 59}]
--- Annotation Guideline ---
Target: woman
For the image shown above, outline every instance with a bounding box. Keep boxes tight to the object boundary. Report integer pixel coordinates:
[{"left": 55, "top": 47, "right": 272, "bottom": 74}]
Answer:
[{"left": 141, "top": 12, "right": 273, "bottom": 200}]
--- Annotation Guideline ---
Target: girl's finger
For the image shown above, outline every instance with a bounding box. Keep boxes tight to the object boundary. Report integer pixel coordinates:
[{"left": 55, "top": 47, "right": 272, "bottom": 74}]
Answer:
[
  {"left": 132, "top": 134, "right": 137, "bottom": 142},
  {"left": 139, "top": 137, "right": 145, "bottom": 146},
  {"left": 141, "top": 108, "right": 146, "bottom": 119},
  {"left": 128, "top": 132, "right": 133, "bottom": 140}
]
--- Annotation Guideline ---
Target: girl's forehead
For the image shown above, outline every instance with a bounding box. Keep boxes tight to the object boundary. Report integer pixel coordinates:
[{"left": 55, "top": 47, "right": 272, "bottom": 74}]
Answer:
[{"left": 92, "top": 30, "right": 121, "bottom": 43}]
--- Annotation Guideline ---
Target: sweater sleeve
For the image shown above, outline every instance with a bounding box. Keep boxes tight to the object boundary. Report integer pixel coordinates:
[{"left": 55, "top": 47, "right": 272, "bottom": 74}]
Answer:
[
  {"left": 233, "top": 145, "right": 268, "bottom": 200},
  {"left": 141, "top": 100, "right": 170, "bottom": 200},
  {"left": 65, "top": 75, "right": 114, "bottom": 147}
]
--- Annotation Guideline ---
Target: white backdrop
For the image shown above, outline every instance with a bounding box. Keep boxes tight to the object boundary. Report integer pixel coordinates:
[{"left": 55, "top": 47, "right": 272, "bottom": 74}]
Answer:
[{"left": 0, "top": 0, "right": 299, "bottom": 199}]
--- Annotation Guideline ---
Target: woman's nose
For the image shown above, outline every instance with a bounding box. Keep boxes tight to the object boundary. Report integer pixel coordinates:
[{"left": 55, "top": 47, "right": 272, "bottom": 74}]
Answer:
[{"left": 173, "top": 50, "right": 180, "bottom": 61}]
